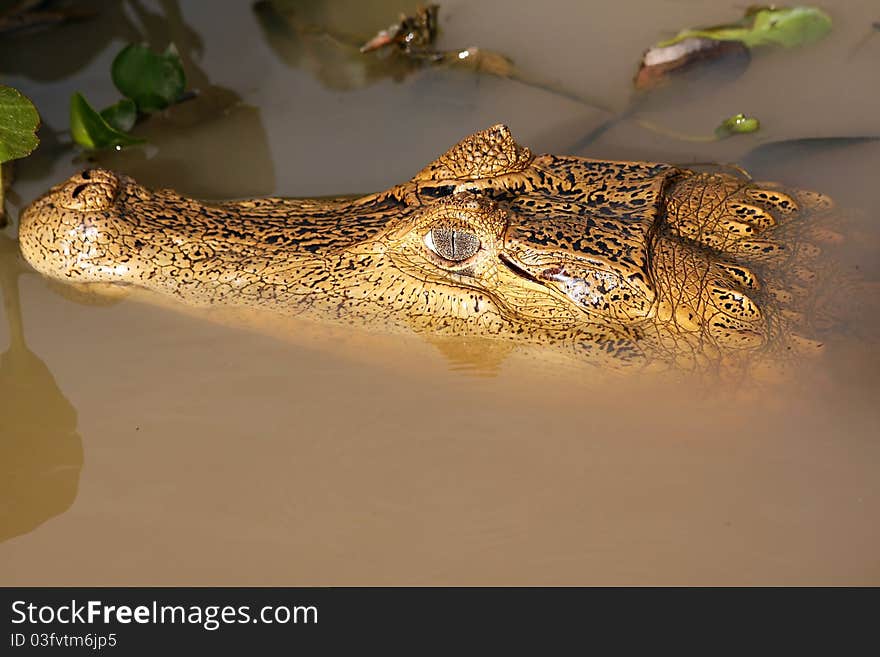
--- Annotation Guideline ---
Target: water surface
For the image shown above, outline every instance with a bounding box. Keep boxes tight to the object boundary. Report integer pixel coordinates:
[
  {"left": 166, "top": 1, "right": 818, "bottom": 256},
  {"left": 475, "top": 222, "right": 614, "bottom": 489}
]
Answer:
[{"left": 1, "top": 0, "right": 878, "bottom": 584}]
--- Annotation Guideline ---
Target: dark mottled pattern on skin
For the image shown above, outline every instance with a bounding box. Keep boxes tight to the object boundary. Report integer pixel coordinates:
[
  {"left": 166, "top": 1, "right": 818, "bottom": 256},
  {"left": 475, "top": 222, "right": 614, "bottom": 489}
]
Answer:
[{"left": 18, "top": 125, "right": 835, "bottom": 372}]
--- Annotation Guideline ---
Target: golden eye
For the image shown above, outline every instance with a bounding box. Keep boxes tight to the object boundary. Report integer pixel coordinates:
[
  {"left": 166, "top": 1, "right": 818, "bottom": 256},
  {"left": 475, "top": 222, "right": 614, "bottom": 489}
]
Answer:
[{"left": 425, "top": 227, "right": 481, "bottom": 262}]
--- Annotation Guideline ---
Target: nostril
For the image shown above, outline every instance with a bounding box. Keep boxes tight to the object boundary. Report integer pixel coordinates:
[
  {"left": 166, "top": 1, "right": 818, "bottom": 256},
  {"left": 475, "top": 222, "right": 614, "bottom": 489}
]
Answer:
[{"left": 57, "top": 170, "right": 119, "bottom": 211}]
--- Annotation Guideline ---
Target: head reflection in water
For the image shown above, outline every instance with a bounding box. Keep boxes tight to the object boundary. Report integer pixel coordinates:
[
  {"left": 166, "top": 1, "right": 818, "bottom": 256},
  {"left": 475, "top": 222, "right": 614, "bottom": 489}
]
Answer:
[{"left": 0, "top": 233, "right": 83, "bottom": 542}]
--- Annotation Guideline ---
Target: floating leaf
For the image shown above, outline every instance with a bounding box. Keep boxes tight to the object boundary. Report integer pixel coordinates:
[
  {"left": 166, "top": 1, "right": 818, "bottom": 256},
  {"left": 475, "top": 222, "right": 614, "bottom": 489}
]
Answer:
[
  {"left": 715, "top": 113, "right": 761, "bottom": 138},
  {"left": 111, "top": 44, "right": 186, "bottom": 113},
  {"left": 635, "top": 38, "right": 749, "bottom": 90},
  {"left": 0, "top": 85, "right": 40, "bottom": 164},
  {"left": 99, "top": 97, "right": 137, "bottom": 133},
  {"left": 70, "top": 92, "right": 144, "bottom": 150},
  {"left": 659, "top": 6, "right": 832, "bottom": 49}
]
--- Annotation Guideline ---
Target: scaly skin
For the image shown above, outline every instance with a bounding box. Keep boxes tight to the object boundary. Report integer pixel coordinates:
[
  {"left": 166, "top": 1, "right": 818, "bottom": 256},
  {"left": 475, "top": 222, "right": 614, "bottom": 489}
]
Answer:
[{"left": 18, "top": 125, "right": 832, "bottom": 370}]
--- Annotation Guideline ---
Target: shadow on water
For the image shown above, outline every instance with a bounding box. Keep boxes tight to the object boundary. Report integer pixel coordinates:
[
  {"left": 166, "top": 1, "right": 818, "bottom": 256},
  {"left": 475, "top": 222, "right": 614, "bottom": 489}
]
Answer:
[
  {"left": 89, "top": 85, "right": 277, "bottom": 199},
  {"left": 253, "top": 0, "right": 426, "bottom": 90},
  {"left": 10, "top": 0, "right": 276, "bottom": 199},
  {"left": 252, "top": 0, "right": 611, "bottom": 112},
  {"left": 0, "top": 232, "right": 83, "bottom": 544},
  {"left": 0, "top": 0, "right": 140, "bottom": 80},
  {"left": 0, "top": 0, "right": 207, "bottom": 82},
  {"left": 740, "top": 137, "right": 880, "bottom": 173},
  {"left": 95, "top": 0, "right": 276, "bottom": 198}
]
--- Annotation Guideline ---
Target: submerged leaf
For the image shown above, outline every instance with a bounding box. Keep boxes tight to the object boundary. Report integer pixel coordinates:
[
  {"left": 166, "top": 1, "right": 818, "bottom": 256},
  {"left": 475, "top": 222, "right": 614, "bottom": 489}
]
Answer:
[
  {"left": 715, "top": 113, "right": 761, "bottom": 138},
  {"left": 70, "top": 92, "right": 144, "bottom": 150},
  {"left": 99, "top": 98, "right": 137, "bottom": 132},
  {"left": 0, "top": 85, "right": 40, "bottom": 163},
  {"left": 111, "top": 44, "right": 187, "bottom": 113},
  {"left": 659, "top": 6, "right": 832, "bottom": 49}
]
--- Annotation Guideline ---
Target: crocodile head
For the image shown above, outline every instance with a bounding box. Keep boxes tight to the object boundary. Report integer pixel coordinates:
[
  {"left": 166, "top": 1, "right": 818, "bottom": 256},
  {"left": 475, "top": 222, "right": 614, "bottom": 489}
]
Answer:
[{"left": 18, "top": 125, "right": 832, "bottom": 369}]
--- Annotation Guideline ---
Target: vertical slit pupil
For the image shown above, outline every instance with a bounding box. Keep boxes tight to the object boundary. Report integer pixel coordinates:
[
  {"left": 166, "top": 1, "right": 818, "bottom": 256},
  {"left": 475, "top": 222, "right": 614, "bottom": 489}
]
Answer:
[{"left": 430, "top": 227, "right": 479, "bottom": 262}]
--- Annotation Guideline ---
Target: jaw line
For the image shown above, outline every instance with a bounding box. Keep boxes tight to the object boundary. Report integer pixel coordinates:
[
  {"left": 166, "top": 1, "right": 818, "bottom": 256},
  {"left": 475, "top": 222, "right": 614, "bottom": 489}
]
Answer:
[{"left": 497, "top": 252, "right": 593, "bottom": 316}]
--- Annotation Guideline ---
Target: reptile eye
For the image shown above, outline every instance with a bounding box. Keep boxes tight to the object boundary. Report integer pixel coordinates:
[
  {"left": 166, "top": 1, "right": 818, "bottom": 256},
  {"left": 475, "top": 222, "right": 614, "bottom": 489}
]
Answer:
[{"left": 425, "top": 227, "right": 481, "bottom": 262}]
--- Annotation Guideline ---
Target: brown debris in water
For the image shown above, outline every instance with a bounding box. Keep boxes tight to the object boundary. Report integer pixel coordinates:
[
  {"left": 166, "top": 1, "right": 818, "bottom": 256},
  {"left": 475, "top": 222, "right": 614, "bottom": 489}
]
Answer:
[
  {"left": 359, "top": 4, "right": 439, "bottom": 57},
  {"left": 359, "top": 4, "right": 514, "bottom": 75}
]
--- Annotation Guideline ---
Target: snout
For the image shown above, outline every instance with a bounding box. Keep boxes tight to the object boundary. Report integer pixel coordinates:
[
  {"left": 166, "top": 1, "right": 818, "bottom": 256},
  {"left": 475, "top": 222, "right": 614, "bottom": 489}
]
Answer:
[
  {"left": 52, "top": 168, "right": 120, "bottom": 211},
  {"left": 18, "top": 168, "right": 124, "bottom": 281}
]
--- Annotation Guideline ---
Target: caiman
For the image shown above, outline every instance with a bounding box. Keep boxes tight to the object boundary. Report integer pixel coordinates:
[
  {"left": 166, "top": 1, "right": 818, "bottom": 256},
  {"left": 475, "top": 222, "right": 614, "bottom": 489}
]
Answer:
[{"left": 17, "top": 125, "right": 834, "bottom": 371}]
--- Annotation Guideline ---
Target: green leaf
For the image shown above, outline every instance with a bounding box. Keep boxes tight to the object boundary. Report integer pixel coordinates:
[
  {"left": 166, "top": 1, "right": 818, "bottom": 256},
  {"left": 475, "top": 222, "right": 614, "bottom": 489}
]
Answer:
[
  {"left": 659, "top": 6, "right": 832, "bottom": 49},
  {"left": 0, "top": 85, "right": 40, "bottom": 164},
  {"left": 100, "top": 98, "right": 138, "bottom": 132},
  {"left": 715, "top": 113, "right": 761, "bottom": 138},
  {"left": 70, "top": 92, "right": 144, "bottom": 150},
  {"left": 111, "top": 43, "right": 187, "bottom": 113}
]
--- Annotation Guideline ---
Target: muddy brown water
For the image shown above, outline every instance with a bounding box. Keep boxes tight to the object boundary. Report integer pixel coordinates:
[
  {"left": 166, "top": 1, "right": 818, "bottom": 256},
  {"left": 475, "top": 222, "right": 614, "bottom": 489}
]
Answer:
[{"left": 1, "top": 0, "right": 878, "bottom": 585}]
